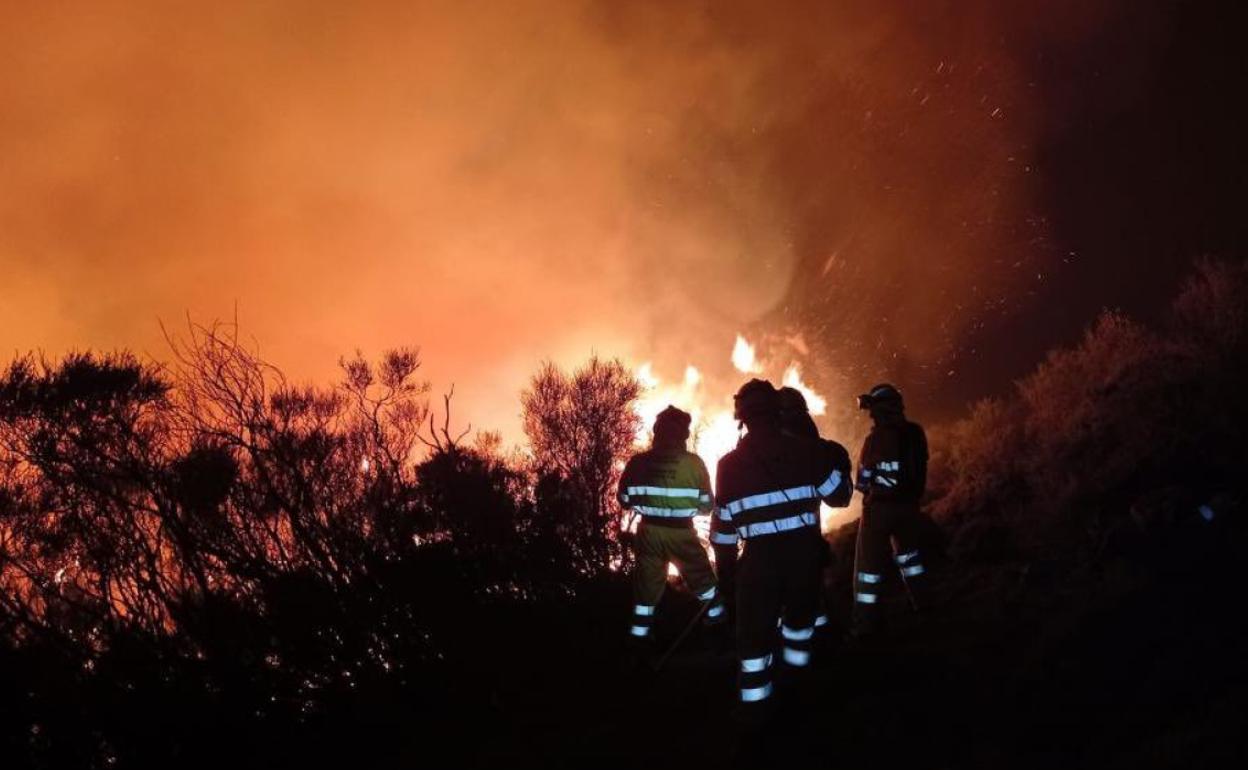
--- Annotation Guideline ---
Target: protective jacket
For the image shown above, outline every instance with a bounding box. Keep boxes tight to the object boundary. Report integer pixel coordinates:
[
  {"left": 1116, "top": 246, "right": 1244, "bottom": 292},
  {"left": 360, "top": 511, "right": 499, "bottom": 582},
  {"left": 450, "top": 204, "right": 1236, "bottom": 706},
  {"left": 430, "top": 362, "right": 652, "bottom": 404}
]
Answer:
[
  {"left": 856, "top": 417, "right": 927, "bottom": 504},
  {"left": 618, "top": 446, "right": 722, "bottom": 641},
  {"left": 714, "top": 425, "right": 847, "bottom": 704},
  {"left": 619, "top": 448, "right": 713, "bottom": 523},
  {"left": 711, "top": 422, "right": 851, "bottom": 616}
]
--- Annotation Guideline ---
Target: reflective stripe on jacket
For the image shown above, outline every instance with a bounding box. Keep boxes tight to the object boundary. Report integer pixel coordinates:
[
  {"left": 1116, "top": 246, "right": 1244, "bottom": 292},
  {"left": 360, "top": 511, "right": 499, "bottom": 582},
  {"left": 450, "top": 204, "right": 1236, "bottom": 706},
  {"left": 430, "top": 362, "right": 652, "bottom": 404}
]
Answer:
[
  {"left": 715, "top": 426, "right": 844, "bottom": 540},
  {"left": 618, "top": 448, "right": 713, "bottom": 519},
  {"left": 856, "top": 419, "right": 928, "bottom": 505}
]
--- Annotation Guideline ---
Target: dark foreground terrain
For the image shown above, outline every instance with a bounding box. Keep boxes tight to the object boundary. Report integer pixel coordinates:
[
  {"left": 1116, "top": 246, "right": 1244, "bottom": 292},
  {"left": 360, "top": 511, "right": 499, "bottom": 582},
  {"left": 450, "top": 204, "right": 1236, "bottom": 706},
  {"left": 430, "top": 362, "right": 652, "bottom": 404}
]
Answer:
[
  {"left": 383, "top": 505, "right": 1245, "bottom": 769},
  {"left": 4, "top": 501, "right": 1244, "bottom": 768},
  {"left": 9, "top": 505, "right": 1244, "bottom": 770}
]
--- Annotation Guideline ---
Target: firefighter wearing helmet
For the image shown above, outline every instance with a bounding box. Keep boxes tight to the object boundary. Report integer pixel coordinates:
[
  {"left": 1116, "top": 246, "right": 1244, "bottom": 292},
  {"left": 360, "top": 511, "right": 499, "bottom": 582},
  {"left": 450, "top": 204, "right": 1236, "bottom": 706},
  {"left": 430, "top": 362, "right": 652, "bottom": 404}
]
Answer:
[
  {"left": 777, "top": 386, "right": 853, "bottom": 632},
  {"left": 714, "top": 379, "right": 849, "bottom": 713},
  {"left": 850, "top": 383, "right": 930, "bottom": 639},
  {"left": 618, "top": 406, "right": 724, "bottom": 652}
]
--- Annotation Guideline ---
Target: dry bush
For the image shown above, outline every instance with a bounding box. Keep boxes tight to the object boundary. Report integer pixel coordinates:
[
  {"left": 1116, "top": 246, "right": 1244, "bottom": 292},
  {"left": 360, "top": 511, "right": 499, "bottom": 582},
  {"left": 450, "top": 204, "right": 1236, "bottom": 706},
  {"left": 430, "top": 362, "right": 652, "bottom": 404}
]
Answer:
[
  {"left": 929, "top": 396, "right": 1025, "bottom": 521},
  {"left": 0, "top": 324, "right": 645, "bottom": 766},
  {"left": 521, "top": 356, "right": 641, "bottom": 575},
  {"left": 932, "top": 258, "right": 1248, "bottom": 557}
]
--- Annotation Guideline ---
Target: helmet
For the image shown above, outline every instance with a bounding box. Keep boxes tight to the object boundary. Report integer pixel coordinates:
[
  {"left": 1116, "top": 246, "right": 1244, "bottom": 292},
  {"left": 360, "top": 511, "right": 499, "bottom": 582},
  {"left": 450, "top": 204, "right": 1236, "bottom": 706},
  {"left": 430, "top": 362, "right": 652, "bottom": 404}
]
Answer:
[
  {"left": 733, "top": 379, "right": 780, "bottom": 422},
  {"left": 653, "top": 405, "right": 692, "bottom": 442},
  {"left": 777, "top": 386, "right": 809, "bottom": 415},
  {"left": 778, "top": 385, "right": 820, "bottom": 439},
  {"left": 856, "top": 383, "right": 903, "bottom": 411}
]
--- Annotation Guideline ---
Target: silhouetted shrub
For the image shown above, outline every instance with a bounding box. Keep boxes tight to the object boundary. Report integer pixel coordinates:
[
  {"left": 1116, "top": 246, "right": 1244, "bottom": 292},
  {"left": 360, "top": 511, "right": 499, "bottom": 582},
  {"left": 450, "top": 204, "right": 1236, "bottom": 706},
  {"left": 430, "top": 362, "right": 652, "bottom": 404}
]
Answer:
[
  {"left": 521, "top": 356, "right": 641, "bottom": 576},
  {"left": 0, "top": 322, "right": 641, "bottom": 767},
  {"left": 932, "top": 258, "right": 1248, "bottom": 559}
]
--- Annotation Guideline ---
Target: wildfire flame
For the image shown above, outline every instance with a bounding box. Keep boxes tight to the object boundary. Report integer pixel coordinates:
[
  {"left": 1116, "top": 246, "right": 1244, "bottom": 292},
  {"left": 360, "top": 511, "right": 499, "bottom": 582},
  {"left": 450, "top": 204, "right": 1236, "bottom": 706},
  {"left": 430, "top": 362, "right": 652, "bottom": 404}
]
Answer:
[
  {"left": 632, "top": 333, "right": 840, "bottom": 507},
  {"left": 631, "top": 363, "right": 740, "bottom": 479},
  {"left": 731, "top": 334, "right": 762, "bottom": 375},
  {"left": 781, "top": 364, "right": 826, "bottom": 416},
  {"left": 630, "top": 334, "right": 849, "bottom": 573}
]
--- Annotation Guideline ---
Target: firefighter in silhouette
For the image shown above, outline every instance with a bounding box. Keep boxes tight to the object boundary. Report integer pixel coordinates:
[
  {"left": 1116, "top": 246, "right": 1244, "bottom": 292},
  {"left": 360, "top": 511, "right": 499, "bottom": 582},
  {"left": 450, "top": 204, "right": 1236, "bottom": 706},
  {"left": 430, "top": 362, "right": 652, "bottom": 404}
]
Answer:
[
  {"left": 777, "top": 386, "right": 853, "bottom": 631},
  {"left": 849, "top": 383, "right": 930, "bottom": 639},
  {"left": 715, "top": 380, "right": 848, "bottom": 711},
  {"left": 618, "top": 406, "right": 724, "bottom": 650}
]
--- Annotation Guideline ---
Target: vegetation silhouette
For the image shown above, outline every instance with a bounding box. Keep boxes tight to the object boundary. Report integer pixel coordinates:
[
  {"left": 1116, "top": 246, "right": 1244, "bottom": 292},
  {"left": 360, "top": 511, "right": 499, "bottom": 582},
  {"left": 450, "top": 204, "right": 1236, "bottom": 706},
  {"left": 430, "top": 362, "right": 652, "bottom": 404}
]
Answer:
[{"left": 0, "top": 321, "right": 642, "bottom": 767}]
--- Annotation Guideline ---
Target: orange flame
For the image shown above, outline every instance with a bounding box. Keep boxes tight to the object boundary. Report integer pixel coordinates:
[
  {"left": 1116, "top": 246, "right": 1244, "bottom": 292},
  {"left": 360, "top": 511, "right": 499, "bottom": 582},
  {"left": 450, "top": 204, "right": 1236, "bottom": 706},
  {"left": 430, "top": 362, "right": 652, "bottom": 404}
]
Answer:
[
  {"left": 781, "top": 364, "right": 826, "bottom": 416},
  {"left": 632, "top": 334, "right": 830, "bottom": 488},
  {"left": 731, "top": 334, "right": 762, "bottom": 375},
  {"left": 630, "top": 335, "right": 848, "bottom": 574}
]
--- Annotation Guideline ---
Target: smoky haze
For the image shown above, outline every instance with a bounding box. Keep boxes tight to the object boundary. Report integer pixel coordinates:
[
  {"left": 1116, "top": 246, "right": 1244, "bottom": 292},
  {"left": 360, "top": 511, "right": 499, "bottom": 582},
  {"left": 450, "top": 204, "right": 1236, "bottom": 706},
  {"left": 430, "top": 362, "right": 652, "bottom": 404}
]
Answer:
[{"left": 0, "top": 1, "right": 1172, "bottom": 438}]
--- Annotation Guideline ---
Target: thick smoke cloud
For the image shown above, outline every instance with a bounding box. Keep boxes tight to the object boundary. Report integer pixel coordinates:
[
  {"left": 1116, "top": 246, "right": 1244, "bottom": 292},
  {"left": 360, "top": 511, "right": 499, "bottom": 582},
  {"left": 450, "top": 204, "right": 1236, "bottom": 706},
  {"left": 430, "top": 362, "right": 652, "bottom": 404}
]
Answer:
[{"left": 0, "top": 1, "right": 1127, "bottom": 436}]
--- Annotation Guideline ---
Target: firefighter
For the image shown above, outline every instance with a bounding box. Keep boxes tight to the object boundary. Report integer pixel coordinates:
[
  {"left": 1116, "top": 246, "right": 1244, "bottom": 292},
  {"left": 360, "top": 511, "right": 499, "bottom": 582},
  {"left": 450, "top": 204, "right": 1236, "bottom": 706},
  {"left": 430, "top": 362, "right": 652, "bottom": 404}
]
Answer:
[
  {"left": 777, "top": 386, "right": 853, "bottom": 631},
  {"left": 849, "top": 383, "right": 930, "bottom": 639},
  {"left": 618, "top": 406, "right": 725, "bottom": 649},
  {"left": 716, "top": 380, "right": 848, "bottom": 710}
]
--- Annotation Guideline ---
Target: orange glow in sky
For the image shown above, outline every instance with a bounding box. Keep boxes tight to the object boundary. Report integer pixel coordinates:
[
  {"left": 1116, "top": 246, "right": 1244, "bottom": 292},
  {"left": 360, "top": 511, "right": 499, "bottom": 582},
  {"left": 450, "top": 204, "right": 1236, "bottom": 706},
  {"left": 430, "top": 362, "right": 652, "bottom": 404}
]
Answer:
[{"left": 1, "top": 1, "right": 1089, "bottom": 443}]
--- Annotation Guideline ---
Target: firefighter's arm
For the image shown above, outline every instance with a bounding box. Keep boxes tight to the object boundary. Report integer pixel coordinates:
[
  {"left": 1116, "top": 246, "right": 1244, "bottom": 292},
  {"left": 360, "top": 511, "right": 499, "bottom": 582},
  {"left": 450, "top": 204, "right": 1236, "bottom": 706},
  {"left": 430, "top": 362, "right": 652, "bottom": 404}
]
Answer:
[
  {"left": 861, "top": 428, "right": 905, "bottom": 500},
  {"left": 817, "top": 441, "right": 853, "bottom": 508},
  {"left": 692, "top": 454, "right": 714, "bottom": 514},
  {"left": 709, "top": 507, "right": 739, "bottom": 548},
  {"left": 710, "top": 458, "right": 739, "bottom": 551},
  {"left": 855, "top": 434, "right": 875, "bottom": 494},
  {"left": 617, "top": 457, "right": 637, "bottom": 510},
  {"left": 709, "top": 518, "right": 739, "bottom": 597}
]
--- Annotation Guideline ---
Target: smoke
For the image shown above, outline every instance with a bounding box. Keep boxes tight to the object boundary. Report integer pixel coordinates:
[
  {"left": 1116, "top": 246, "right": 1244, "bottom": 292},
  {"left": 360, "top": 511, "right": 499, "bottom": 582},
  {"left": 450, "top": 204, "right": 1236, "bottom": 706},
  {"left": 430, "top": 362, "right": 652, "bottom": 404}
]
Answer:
[{"left": 0, "top": 1, "right": 1120, "bottom": 437}]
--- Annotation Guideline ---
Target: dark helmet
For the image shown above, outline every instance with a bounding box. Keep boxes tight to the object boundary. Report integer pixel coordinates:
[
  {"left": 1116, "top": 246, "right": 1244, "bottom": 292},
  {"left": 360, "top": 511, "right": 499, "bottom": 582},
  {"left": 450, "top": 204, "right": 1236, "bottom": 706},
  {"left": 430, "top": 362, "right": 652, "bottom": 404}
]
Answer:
[
  {"left": 778, "top": 385, "right": 820, "bottom": 439},
  {"left": 653, "top": 405, "right": 692, "bottom": 443},
  {"left": 856, "top": 383, "right": 904, "bottom": 411},
  {"left": 777, "top": 386, "right": 809, "bottom": 415},
  {"left": 733, "top": 379, "right": 780, "bottom": 422}
]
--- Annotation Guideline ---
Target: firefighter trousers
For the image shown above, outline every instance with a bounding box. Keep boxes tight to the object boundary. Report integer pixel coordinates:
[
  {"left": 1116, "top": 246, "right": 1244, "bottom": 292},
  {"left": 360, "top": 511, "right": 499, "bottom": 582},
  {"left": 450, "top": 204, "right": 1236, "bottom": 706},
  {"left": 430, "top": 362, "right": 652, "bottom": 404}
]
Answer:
[
  {"left": 630, "top": 521, "right": 722, "bottom": 640},
  {"left": 852, "top": 501, "right": 928, "bottom": 629},
  {"left": 735, "top": 528, "right": 824, "bottom": 704}
]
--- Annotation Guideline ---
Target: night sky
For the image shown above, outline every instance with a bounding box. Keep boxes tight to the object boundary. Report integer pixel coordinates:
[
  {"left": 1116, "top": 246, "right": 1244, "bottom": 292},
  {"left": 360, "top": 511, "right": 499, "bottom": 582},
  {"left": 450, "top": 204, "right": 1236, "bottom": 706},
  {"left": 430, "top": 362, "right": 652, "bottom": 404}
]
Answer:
[{"left": 943, "top": 0, "right": 1245, "bottom": 410}]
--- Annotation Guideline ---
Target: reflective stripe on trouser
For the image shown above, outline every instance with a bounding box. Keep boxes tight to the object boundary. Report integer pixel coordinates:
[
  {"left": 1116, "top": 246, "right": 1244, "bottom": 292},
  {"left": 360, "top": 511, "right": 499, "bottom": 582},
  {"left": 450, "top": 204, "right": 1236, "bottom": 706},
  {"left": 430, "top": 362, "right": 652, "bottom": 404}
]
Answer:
[
  {"left": 781, "top": 623, "right": 814, "bottom": 666},
  {"left": 630, "top": 603, "right": 656, "bottom": 637},
  {"left": 853, "top": 500, "right": 926, "bottom": 626},
  {"left": 700, "top": 584, "right": 727, "bottom": 622},
  {"left": 740, "top": 654, "right": 773, "bottom": 702},
  {"left": 631, "top": 521, "right": 719, "bottom": 637},
  {"left": 896, "top": 549, "right": 926, "bottom": 580},
  {"left": 855, "top": 570, "right": 883, "bottom": 606},
  {"left": 736, "top": 529, "right": 823, "bottom": 700}
]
